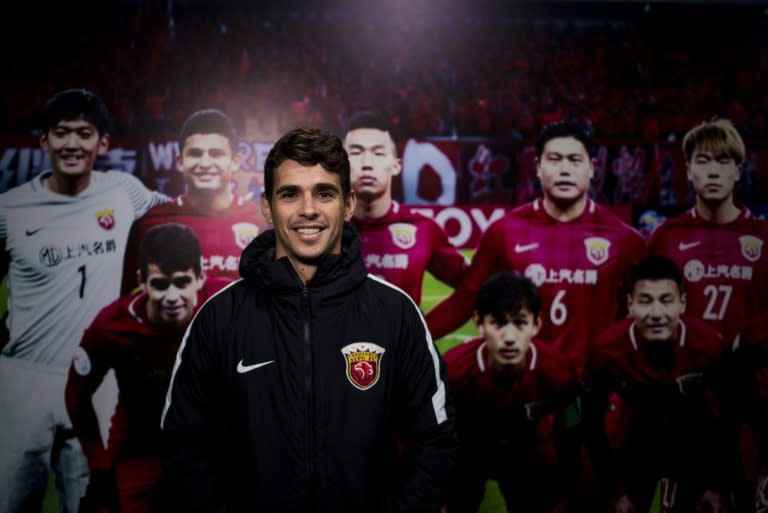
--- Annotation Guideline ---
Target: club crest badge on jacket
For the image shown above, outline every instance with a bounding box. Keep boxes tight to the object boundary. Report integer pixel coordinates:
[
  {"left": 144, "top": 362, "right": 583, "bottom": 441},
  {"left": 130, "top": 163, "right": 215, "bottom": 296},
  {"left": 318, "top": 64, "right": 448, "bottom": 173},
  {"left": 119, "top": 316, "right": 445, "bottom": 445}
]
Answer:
[{"left": 341, "top": 342, "right": 386, "bottom": 390}]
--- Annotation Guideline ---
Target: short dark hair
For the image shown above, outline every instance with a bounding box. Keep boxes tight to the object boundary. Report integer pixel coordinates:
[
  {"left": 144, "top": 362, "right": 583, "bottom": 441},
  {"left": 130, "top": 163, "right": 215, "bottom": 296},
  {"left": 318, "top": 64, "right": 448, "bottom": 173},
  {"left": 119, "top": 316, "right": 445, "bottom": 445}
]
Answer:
[
  {"left": 630, "top": 255, "right": 685, "bottom": 294},
  {"left": 476, "top": 271, "right": 542, "bottom": 323},
  {"left": 263, "top": 127, "right": 351, "bottom": 200},
  {"left": 139, "top": 223, "right": 202, "bottom": 278},
  {"left": 345, "top": 111, "right": 392, "bottom": 136},
  {"left": 178, "top": 109, "right": 239, "bottom": 154},
  {"left": 42, "top": 88, "right": 111, "bottom": 136},
  {"left": 535, "top": 120, "right": 595, "bottom": 160}
]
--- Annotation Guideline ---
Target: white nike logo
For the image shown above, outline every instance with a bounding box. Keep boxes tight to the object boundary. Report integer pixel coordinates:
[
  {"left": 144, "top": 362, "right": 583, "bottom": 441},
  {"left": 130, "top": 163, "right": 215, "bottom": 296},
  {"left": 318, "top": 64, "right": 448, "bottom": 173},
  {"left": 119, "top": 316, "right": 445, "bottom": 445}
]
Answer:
[
  {"left": 514, "top": 242, "right": 539, "bottom": 253},
  {"left": 236, "top": 359, "right": 275, "bottom": 374},
  {"left": 678, "top": 241, "right": 701, "bottom": 251}
]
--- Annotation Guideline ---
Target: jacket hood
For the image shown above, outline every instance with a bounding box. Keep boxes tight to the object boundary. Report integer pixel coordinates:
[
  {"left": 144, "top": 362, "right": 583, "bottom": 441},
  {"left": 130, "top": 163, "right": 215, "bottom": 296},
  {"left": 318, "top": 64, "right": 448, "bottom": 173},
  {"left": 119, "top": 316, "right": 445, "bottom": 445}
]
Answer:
[{"left": 238, "top": 222, "right": 367, "bottom": 293}]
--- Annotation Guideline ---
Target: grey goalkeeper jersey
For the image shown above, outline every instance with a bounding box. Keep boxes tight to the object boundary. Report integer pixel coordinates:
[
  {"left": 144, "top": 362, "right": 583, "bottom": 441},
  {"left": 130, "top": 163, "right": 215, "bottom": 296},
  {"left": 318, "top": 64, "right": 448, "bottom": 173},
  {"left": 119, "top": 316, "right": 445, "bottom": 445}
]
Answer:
[{"left": 0, "top": 170, "right": 168, "bottom": 371}]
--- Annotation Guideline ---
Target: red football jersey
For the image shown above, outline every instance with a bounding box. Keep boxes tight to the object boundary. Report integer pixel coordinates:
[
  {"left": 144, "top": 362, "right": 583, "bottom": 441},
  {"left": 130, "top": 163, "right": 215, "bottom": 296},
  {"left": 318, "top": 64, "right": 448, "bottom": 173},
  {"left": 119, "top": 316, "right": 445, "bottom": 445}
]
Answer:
[
  {"left": 428, "top": 198, "right": 646, "bottom": 370},
  {"left": 649, "top": 208, "right": 768, "bottom": 343},
  {"left": 65, "top": 277, "right": 230, "bottom": 471},
  {"left": 121, "top": 195, "right": 268, "bottom": 293},
  {"left": 584, "top": 316, "right": 729, "bottom": 505},
  {"left": 444, "top": 336, "right": 581, "bottom": 512},
  {"left": 352, "top": 201, "right": 467, "bottom": 305}
]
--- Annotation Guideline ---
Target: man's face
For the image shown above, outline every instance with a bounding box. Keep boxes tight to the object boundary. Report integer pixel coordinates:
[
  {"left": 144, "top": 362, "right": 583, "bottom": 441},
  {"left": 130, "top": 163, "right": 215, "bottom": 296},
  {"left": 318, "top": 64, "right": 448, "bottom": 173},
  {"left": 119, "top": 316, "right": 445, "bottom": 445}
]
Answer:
[
  {"left": 628, "top": 279, "right": 686, "bottom": 343},
  {"left": 261, "top": 161, "right": 355, "bottom": 268},
  {"left": 142, "top": 264, "right": 204, "bottom": 328},
  {"left": 477, "top": 309, "right": 541, "bottom": 371},
  {"left": 344, "top": 128, "right": 400, "bottom": 202},
  {"left": 40, "top": 119, "right": 109, "bottom": 179},
  {"left": 178, "top": 133, "right": 241, "bottom": 194},
  {"left": 537, "top": 136, "right": 594, "bottom": 204},
  {"left": 687, "top": 149, "right": 740, "bottom": 204}
]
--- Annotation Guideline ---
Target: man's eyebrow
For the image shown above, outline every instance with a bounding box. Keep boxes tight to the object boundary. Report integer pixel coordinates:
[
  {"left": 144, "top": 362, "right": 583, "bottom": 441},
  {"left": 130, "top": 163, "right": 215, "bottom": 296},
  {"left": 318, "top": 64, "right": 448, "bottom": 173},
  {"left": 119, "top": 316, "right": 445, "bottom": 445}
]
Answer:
[
  {"left": 274, "top": 184, "right": 300, "bottom": 194},
  {"left": 348, "top": 143, "right": 385, "bottom": 150},
  {"left": 314, "top": 182, "right": 341, "bottom": 193}
]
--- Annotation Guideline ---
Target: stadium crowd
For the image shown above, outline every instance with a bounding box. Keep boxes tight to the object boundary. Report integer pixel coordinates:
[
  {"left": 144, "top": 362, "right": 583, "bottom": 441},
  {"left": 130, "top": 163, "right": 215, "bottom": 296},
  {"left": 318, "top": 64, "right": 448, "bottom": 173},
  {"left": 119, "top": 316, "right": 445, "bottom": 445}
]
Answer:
[{"left": 2, "top": 1, "right": 767, "bottom": 145}]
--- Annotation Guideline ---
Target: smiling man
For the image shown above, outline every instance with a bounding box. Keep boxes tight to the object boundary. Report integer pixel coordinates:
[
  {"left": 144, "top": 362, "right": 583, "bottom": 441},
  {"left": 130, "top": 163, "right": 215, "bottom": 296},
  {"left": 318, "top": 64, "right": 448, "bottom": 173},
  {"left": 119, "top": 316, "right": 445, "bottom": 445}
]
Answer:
[
  {"left": 161, "top": 127, "right": 458, "bottom": 513},
  {"left": 583, "top": 255, "right": 732, "bottom": 513},
  {"left": 66, "top": 223, "right": 228, "bottom": 513},
  {"left": 0, "top": 88, "right": 168, "bottom": 513},
  {"left": 427, "top": 121, "right": 646, "bottom": 372},
  {"left": 443, "top": 271, "right": 582, "bottom": 513},
  {"left": 121, "top": 109, "right": 268, "bottom": 293}
]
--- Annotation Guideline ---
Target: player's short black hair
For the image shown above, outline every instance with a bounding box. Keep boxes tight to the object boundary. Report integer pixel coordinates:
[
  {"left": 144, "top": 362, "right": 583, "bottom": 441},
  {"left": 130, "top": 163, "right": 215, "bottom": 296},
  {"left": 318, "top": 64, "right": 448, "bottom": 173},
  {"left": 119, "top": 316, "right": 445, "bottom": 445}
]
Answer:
[
  {"left": 42, "top": 88, "right": 111, "bottom": 136},
  {"left": 139, "top": 223, "right": 202, "bottom": 278},
  {"left": 345, "top": 111, "right": 392, "bottom": 136},
  {"left": 476, "top": 271, "right": 542, "bottom": 324},
  {"left": 630, "top": 255, "right": 685, "bottom": 294},
  {"left": 178, "top": 108, "right": 239, "bottom": 154},
  {"left": 535, "top": 120, "right": 596, "bottom": 160},
  {"left": 263, "top": 127, "right": 351, "bottom": 201}
]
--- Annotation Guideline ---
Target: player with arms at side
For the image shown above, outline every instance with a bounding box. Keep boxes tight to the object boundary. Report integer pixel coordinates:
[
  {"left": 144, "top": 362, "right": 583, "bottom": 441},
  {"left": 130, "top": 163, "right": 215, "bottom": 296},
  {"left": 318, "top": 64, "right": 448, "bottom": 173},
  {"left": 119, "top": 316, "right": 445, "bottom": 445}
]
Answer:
[
  {"left": 344, "top": 111, "right": 467, "bottom": 305},
  {"left": 66, "top": 223, "right": 230, "bottom": 513},
  {"left": 0, "top": 88, "right": 168, "bottom": 513},
  {"left": 583, "top": 256, "right": 732, "bottom": 513},
  {"left": 121, "top": 108, "right": 268, "bottom": 294},
  {"left": 443, "top": 271, "right": 583, "bottom": 513},
  {"left": 427, "top": 121, "right": 646, "bottom": 372},
  {"left": 648, "top": 119, "right": 768, "bottom": 508},
  {"left": 648, "top": 119, "right": 768, "bottom": 358}
]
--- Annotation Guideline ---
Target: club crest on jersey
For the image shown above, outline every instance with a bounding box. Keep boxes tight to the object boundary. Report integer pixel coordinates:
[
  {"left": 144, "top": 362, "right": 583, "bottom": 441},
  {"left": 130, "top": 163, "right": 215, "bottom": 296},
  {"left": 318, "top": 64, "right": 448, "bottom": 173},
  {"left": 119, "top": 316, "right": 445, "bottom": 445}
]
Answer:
[
  {"left": 232, "top": 222, "right": 260, "bottom": 249},
  {"left": 341, "top": 342, "right": 386, "bottom": 390},
  {"left": 96, "top": 209, "right": 115, "bottom": 230},
  {"left": 584, "top": 237, "right": 611, "bottom": 266},
  {"left": 739, "top": 235, "right": 763, "bottom": 262},
  {"left": 389, "top": 223, "right": 417, "bottom": 250},
  {"left": 72, "top": 347, "right": 92, "bottom": 376}
]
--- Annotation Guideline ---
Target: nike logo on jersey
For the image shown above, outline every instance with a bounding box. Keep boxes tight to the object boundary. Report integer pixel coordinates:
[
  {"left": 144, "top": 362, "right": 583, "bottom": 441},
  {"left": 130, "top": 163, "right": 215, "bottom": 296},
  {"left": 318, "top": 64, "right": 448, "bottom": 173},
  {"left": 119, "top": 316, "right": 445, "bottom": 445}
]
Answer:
[
  {"left": 25, "top": 227, "right": 43, "bottom": 236},
  {"left": 678, "top": 241, "right": 701, "bottom": 251},
  {"left": 237, "top": 359, "right": 275, "bottom": 374},
  {"left": 514, "top": 242, "right": 539, "bottom": 253}
]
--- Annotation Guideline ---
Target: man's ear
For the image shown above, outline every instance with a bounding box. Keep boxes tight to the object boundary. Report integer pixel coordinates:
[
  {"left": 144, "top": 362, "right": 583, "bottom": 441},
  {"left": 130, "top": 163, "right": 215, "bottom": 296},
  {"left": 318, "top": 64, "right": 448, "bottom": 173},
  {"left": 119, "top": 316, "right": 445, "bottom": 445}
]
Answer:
[
  {"left": 97, "top": 133, "right": 110, "bottom": 155},
  {"left": 532, "top": 315, "right": 542, "bottom": 337},
  {"left": 344, "top": 191, "right": 357, "bottom": 221},
  {"left": 261, "top": 193, "right": 273, "bottom": 225},
  {"left": 391, "top": 157, "right": 402, "bottom": 177},
  {"left": 473, "top": 311, "right": 484, "bottom": 335},
  {"left": 136, "top": 269, "right": 146, "bottom": 292}
]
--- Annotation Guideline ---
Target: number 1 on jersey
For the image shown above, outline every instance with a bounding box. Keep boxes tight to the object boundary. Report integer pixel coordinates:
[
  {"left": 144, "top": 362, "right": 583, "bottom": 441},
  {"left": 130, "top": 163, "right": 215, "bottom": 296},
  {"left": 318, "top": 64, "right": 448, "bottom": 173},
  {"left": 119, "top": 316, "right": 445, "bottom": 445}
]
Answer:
[{"left": 77, "top": 265, "right": 86, "bottom": 299}]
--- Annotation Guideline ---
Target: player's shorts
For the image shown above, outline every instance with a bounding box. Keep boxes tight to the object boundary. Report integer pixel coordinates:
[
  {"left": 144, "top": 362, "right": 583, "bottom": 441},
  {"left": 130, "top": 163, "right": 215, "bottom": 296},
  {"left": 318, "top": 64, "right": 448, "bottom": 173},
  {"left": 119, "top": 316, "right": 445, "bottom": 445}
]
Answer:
[{"left": 0, "top": 356, "right": 89, "bottom": 513}]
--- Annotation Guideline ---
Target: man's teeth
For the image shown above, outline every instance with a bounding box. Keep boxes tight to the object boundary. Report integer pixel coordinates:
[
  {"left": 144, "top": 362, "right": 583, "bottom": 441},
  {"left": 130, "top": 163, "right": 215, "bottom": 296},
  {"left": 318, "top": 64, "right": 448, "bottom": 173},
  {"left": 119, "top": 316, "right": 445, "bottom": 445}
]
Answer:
[{"left": 298, "top": 228, "right": 320, "bottom": 235}]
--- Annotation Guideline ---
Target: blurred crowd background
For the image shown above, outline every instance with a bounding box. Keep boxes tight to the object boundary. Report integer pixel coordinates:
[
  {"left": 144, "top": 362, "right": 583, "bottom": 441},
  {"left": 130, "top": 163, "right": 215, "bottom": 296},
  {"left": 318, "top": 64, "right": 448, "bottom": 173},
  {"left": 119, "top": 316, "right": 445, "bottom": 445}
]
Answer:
[{"left": 2, "top": 0, "right": 767, "bottom": 144}]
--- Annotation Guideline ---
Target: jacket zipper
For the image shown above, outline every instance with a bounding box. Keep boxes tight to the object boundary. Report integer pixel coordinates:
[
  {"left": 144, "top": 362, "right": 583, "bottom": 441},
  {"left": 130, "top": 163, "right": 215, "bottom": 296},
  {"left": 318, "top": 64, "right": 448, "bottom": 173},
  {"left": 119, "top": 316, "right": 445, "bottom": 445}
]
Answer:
[{"left": 302, "top": 286, "right": 314, "bottom": 503}]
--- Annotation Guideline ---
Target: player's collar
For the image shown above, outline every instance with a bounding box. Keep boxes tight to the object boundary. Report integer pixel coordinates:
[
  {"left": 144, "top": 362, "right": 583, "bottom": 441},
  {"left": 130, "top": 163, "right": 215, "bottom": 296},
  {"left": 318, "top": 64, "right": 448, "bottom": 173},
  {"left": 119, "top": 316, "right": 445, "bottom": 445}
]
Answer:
[
  {"left": 128, "top": 292, "right": 148, "bottom": 325},
  {"left": 533, "top": 197, "right": 595, "bottom": 218}
]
